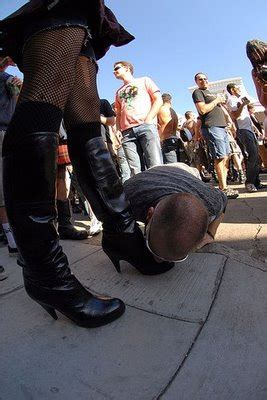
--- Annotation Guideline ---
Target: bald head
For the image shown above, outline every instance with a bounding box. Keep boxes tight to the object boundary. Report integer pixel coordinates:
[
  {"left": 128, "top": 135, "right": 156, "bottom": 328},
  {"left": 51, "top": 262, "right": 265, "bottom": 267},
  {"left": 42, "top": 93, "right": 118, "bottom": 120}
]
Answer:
[{"left": 149, "top": 193, "right": 209, "bottom": 261}]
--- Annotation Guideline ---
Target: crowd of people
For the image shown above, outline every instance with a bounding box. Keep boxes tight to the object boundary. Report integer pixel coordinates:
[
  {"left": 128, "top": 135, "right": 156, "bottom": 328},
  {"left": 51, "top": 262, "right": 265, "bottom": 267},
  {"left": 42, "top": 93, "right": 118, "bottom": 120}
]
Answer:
[{"left": 0, "top": 0, "right": 266, "bottom": 329}]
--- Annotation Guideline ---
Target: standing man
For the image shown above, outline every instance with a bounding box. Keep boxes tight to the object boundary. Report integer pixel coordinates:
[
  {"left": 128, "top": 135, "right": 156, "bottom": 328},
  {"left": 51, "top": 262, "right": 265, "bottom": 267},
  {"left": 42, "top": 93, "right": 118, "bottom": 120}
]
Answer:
[
  {"left": 100, "top": 98, "right": 116, "bottom": 156},
  {"left": 0, "top": 67, "right": 21, "bottom": 269},
  {"left": 182, "top": 111, "right": 197, "bottom": 138},
  {"left": 192, "top": 72, "right": 239, "bottom": 199},
  {"left": 226, "top": 84, "right": 263, "bottom": 192},
  {"left": 114, "top": 61, "right": 163, "bottom": 175},
  {"left": 157, "top": 93, "right": 179, "bottom": 164}
]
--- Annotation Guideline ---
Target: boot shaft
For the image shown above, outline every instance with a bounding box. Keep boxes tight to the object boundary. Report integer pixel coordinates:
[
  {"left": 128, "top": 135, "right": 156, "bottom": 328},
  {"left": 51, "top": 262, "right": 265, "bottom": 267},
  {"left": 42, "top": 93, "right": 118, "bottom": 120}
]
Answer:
[{"left": 67, "top": 127, "right": 134, "bottom": 233}]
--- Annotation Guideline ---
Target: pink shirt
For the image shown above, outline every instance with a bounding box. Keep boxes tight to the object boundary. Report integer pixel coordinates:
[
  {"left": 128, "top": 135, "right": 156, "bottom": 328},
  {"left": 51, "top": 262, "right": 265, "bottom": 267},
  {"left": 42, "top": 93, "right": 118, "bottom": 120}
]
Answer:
[{"left": 115, "top": 76, "right": 160, "bottom": 131}]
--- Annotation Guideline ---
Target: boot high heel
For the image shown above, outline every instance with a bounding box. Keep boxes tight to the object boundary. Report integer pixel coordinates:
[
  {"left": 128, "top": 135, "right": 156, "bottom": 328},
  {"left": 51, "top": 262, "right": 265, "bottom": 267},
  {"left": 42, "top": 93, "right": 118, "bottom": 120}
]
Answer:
[
  {"left": 23, "top": 258, "right": 125, "bottom": 328},
  {"left": 102, "top": 225, "right": 174, "bottom": 275}
]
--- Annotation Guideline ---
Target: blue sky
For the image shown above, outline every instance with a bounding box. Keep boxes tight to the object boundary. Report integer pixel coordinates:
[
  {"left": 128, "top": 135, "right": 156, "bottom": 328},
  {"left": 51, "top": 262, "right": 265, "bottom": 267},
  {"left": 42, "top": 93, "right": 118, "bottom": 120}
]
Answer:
[{"left": 2, "top": 0, "right": 267, "bottom": 115}]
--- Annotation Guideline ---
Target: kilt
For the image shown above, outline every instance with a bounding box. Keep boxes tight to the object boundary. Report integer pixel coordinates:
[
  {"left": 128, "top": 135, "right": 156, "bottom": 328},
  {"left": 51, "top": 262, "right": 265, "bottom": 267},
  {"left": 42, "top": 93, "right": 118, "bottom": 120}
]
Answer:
[{"left": 57, "top": 140, "right": 71, "bottom": 166}]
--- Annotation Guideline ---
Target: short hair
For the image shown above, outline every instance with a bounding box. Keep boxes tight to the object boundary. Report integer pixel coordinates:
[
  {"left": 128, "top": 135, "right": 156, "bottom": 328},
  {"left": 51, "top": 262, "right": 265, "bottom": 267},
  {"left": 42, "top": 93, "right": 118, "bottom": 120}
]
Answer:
[
  {"left": 114, "top": 61, "right": 134, "bottom": 74},
  {"left": 162, "top": 93, "right": 172, "bottom": 103},
  {"left": 247, "top": 103, "right": 255, "bottom": 111},
  {"left": 226, "top": 83, "right": 236, "bottom": 94},
  {"left": 185, "top": 111, "right": 193, "bottom": 119},
  {"left": 194, "top": 72, "right": 206, "bottom": 82},
  {"left": 149, "top": 193, "right": 209, "bottom": 260}
]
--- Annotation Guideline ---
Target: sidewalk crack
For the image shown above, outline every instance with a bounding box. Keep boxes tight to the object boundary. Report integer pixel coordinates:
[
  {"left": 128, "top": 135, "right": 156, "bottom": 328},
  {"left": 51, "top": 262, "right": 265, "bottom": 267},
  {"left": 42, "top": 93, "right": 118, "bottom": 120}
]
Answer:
[{"left": 155, "top": 257, "right": 227, "bottom": 399}]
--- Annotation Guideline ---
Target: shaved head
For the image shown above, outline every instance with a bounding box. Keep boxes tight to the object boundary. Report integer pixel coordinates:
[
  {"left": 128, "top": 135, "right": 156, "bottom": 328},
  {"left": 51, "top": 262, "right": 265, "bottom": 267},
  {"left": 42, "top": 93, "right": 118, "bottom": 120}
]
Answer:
[{"left": 149, "top": 193, "right": 209, "bottom": 261}]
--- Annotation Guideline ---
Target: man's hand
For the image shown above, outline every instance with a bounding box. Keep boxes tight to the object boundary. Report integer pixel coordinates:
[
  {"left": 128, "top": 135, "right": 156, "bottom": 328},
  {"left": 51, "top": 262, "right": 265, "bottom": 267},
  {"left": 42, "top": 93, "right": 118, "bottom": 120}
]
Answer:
[
  {"left": 196, "top": 232, "right": 214, "bottom": 250},
  {"left": 0, "top": 56, "right": 16, "bottom": 71},
  {"left": 215, "top": 93, "right": 226, "bottom": 105},
  {"left": 241, "top": 97, "right": 250, "bottom": 106},
  {"left": 10, "top": 76, "right": 22, "bottom": 87}
]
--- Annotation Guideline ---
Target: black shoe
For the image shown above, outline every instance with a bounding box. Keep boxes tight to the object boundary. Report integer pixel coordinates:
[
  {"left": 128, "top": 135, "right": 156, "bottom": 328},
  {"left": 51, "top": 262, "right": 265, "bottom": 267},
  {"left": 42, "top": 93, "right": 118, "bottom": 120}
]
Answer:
[
  {"left": 23, "top": 256, "right": 125, "bottom": 328},
  {"left": 58, "top": 225, "right": 89, "bottom": 240},
  {"left": 0, "top": 230, "right": 8, "bottom": 244},
  {"left": 102, "top": 225, "right": 174, "bottom": 275},
  {"left": 57, "top": 199, "right": 89, "bottom": 240},
  {"left": 8, "top": 245, "right": 19, "bottom": 257},
  {"left": 0, "top": 265, "right": 8, "bottom": 281},
  {"left": 256, "top": 183, "right": 267, "bottom": 190}
]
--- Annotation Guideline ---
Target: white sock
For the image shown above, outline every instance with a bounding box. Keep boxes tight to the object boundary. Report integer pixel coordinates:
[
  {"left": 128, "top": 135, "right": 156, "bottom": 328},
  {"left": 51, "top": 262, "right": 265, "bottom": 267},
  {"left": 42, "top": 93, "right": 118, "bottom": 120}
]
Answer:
[{"left": 2, "top": 223, "right": 17, "bottom": 249}]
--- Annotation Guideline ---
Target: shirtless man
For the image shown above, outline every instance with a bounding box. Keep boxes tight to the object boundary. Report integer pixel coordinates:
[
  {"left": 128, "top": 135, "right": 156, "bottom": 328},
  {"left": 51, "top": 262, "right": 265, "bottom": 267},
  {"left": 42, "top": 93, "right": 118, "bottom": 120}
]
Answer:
[
  {"left": 182, "top": 111, "right": 197, "bottom": 138},
  {"left": 157, "top": 93, "right": 179, "bottom": 164},
  {"left": 181, "top": 111, "right": 198, "bottom": 164}
]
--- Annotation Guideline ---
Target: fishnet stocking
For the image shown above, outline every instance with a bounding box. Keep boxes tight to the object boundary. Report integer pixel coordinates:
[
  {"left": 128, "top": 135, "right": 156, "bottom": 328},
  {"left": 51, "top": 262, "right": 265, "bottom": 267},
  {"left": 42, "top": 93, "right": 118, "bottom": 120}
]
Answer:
[
  {"left": 18, "top": 27, "right": 86, "bottom": 111},
  {"left": 64, "top": 56, "right": 100, "bottom": 130}
]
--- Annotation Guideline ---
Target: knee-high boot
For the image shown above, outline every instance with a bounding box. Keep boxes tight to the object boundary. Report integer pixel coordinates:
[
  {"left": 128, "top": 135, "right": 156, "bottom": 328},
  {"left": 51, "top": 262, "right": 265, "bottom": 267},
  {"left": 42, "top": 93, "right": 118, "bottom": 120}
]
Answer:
[
  {"left": 3, "top": 126, "right": 125, "bottom": 327},
  {"left": 67, "top": 124, "right": 174, "bottom": 275}
]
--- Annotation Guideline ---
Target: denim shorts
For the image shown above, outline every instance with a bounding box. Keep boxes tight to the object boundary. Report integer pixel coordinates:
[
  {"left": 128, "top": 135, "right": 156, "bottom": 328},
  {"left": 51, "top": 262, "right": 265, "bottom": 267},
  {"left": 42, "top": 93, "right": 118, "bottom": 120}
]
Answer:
[{"left": 201, "top": 126, "right": 230, "bottom": 159}]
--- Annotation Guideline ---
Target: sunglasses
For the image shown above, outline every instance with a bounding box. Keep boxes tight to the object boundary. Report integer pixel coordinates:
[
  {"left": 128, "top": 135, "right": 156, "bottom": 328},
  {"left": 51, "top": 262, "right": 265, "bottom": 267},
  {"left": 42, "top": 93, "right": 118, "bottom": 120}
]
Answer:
[
  {"left": 113, "top": 66, "right": 122, "bottom": 72},
  {"left": 144, "top": 214, "right": 189, "bottom": 263}
]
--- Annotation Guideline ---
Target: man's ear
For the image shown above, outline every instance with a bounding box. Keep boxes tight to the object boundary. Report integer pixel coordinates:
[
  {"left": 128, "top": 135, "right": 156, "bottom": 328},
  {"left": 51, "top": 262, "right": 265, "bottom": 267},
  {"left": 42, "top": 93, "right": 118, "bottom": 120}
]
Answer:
[{"left": 146, "top": 207, "right": 155, "bottom": 222}]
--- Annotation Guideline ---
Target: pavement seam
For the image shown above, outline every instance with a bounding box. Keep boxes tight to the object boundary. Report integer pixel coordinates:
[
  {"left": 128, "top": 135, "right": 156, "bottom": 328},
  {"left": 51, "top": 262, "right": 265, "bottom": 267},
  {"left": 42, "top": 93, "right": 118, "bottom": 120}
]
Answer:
[
  {"left": 242, "top": 198, "right": 262, "bottom": 225},
  {"left": 69, "top": 247, "right": 102, "bottom": 266},
  {"left": 0, "top": 284, "right": 24, "bottom": 297},
  {"left": 155, "top": 256, "right": 228, "bottom": 400},
  {"left": 206, "top": 250, "right": 267, "bottom": 272},
  {"left": 123, "top": 304, "right": 203, "bottom": 324},
  {"left": 252, "top": 224, "right": 264, "bottom": 260},
  {"left": 242, "top": 198, "right": 266, "bottom": 262}
]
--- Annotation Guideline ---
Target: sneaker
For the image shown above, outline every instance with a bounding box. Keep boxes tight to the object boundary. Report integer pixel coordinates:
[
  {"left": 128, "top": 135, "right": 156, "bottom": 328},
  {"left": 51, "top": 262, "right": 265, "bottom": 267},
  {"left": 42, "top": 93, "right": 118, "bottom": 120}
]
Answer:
[
  {"left": 245, "top": 183, "right": 258, "bottom": 193},
  {"left": 238, "top": 171, "right": 246, "bottom": 184},
  {"left": 200, "top": 170, "right": 212, "bottom": 183},
  {"left": 89, "top": 218, "right": 103, "bottom": 236},
  {"left": 221, "top": 188, "right": 239, "bottom": 199},
  {"left": 256, "top": 183, "right": 267, "bottom": 190},
  {"left": 246, "top": 39, "right": 267, "bottom": 84},
  {"left": 8, "top": 245, "right": 19, "bottom": 257},
  {"left": 0, "top": 230, "right": 8, "bottom": 244},
  {"left": 0, "top": 265, "right": 8, "bottom": 281}
]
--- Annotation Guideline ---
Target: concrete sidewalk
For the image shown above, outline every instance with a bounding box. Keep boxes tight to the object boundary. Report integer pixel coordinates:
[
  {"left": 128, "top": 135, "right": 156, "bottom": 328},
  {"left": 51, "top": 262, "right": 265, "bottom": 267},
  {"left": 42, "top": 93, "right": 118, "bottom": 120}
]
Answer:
[{"left": 1, "top": 183, "right": 267, "bottom": 400}]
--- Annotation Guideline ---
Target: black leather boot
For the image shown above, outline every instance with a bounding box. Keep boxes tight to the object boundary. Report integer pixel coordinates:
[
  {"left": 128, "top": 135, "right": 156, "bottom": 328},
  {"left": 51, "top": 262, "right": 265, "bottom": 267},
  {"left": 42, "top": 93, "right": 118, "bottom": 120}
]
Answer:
[
  {"left": 67, "top": 127, "right": 174, "bottom": 275},
  {"left": 3, "top": 130, "right": 125, "bottom": 327},
  {"left": 57, "top": 199, "right": 89, "bottom": 240}
]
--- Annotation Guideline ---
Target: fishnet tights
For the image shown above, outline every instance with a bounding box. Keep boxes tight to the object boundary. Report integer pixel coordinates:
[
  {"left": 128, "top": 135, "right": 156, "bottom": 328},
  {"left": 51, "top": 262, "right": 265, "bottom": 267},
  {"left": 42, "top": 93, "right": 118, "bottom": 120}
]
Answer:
[
  {"left": 18, "top": 26, "right": 100, "bottom": 128},
  {"left": 64, "top": 56, "right": 100, "bottom": 129}
]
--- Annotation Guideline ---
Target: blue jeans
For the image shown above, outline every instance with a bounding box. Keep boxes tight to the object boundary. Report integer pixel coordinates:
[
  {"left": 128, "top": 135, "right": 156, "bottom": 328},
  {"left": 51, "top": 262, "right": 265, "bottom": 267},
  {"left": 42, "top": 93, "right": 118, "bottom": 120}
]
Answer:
[
  {"left": 117, "top": 146, "right": 131, "bottom": 183},
  {"left": 122, "top": 123, "right": 163, "bottom": 175},
  {"left": 236, "top": 129, "right": 260, "bottom": 185},
  {"left": 161, "top": 136, "right": 180, "bottom": 164}
]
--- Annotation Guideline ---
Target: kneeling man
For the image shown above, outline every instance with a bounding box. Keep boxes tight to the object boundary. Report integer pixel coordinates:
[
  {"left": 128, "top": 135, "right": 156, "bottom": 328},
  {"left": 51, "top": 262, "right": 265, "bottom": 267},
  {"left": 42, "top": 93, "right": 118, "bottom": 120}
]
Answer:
[{"left": 124, "top": 163, "right": 227, "bottom": 262}]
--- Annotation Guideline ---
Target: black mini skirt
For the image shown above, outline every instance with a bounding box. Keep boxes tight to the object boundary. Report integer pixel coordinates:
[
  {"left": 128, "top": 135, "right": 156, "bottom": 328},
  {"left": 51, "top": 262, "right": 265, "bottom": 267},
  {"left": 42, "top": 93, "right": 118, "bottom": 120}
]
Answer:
[{"left": 1, "top": 1, "right": 96, "bottom": 70}]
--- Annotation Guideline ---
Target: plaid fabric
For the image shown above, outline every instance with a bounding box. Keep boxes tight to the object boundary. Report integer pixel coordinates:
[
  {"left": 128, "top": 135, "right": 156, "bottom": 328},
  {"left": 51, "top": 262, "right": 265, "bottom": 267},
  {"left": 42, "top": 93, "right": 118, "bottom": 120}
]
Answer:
[{"left": 57, "top": 143, "right": 71, "bottom": 165}]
